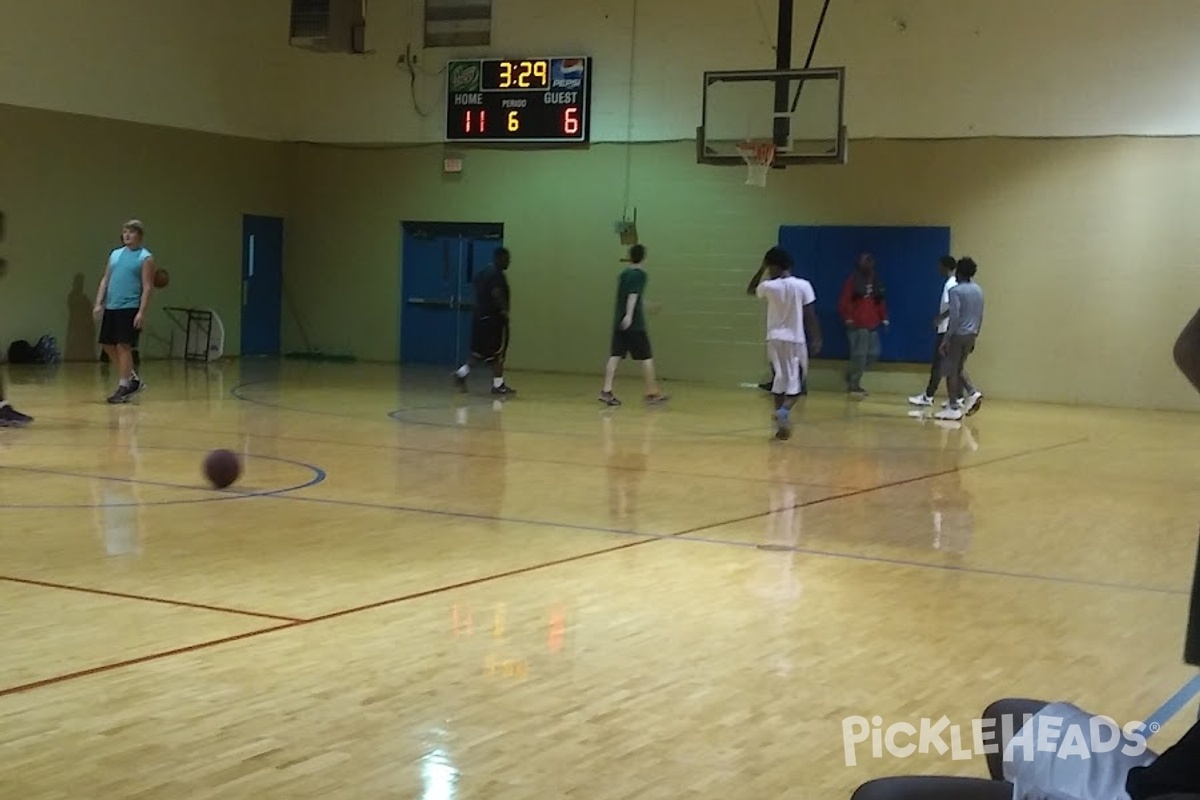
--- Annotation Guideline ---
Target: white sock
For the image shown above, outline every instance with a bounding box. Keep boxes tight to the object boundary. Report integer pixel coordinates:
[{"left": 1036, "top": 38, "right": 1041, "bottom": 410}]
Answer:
[
  {"left": 119, "top": 379, "right": 130, "bottom": 388},
  {"left": 455, "top": 365, "right": 470, "bottom": 378},
  {"left": 493, "top": 377, "right": 504, "bottom": 388},
  {"left": 0, "top": 401, "right": 9, "bottom": 408}
]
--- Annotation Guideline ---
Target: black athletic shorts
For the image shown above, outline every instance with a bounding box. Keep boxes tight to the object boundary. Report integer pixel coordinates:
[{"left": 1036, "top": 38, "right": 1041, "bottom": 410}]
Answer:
[
  {"left": 611, "top": 329, "right": 652, "bottom": 361},
  {"left": 99, "top": 308, "right": 140, "bottom": 346},
  {"left": 470, "top": 314, "right": 509, "bottom": 362}
]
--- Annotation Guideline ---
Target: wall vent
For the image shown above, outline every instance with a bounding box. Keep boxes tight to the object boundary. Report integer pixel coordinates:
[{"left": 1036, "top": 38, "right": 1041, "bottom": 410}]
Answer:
[
  {"left": 289, "top": 0, "right": 366, "bottom": 53},
  {"left": 424, "top": 0, "right": 492, "bottom": 48}
]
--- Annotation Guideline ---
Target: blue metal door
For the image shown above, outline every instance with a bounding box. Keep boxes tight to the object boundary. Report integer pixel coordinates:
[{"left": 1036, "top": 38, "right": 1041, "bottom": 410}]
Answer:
[{"left": 241, "top": 215, "right": 284, "bottom": 357}]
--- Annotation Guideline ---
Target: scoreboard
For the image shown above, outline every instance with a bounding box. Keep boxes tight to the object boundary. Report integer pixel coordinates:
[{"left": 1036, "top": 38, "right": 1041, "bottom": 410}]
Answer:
[{"left": 445, "top": 57, "right": 592, "bottom": 144}]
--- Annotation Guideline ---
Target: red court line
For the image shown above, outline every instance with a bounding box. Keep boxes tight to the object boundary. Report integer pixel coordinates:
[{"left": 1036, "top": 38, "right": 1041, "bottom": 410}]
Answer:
[
  {"left": 0, "top": 440, "right": 1091, "bottom": 699},
  {"left": 0, "top": 575, "right": 302, "bottom": 622},
  {"left": 669, "top": 437, "right": 1089, "bottom": 538},
  {"left": 303, "top": 537, "right": 653, "bottom": 623},
  {"left": 0, "top": 537, "right": 656, "bottom": 698},
  {"left": 0, "top": 623, "right": 300, "bottom": 699}
]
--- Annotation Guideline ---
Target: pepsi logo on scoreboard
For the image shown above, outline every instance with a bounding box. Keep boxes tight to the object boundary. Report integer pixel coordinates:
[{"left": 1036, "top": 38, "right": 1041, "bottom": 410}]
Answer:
[
  {"left": 445, "top": 57, "right": 592, "bottom": 144},
  {"left": 551, "top": 58, "right": 585, "bottom": 90}
]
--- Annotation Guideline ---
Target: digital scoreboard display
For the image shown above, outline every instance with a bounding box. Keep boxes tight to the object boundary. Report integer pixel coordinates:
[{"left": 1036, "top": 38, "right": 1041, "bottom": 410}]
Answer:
[{"left": 445, "top": 57, "right": 592, "bottom": 144}]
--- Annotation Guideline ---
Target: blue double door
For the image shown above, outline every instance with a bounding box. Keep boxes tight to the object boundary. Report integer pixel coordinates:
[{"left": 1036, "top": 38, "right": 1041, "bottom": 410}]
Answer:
[{"left": 399, "top": 221, "right": 504, "bottom": 366}]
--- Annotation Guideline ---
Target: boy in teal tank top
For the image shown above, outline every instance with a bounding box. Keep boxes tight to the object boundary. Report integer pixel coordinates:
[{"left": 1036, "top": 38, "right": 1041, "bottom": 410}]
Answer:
[{"left": 94, "top": 219, "right": 158, "bottom": 404}]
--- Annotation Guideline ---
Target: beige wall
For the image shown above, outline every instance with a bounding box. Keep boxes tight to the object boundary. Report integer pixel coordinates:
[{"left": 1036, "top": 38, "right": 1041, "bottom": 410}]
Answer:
[
  {"left": 0, "top": 103, "right": 288, "bottom": 359},
  {"left": 282, "top": 136, "right": 1200, "bottom": 411},
  {"left": 6, "top": 0, "right": 1200, "bottom": 142},
  {"left": 0, "top": 0, "right": 292, "bottom": 140}
]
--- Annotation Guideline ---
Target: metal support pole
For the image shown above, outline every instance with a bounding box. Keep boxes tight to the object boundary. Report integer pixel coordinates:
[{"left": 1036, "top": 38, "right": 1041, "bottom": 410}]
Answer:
[
  {"left": 772, "top": 0, "right": 794, "bottom": 152},
  {"left": 790, "top": 0, "right": 833, "bottom": 113}
]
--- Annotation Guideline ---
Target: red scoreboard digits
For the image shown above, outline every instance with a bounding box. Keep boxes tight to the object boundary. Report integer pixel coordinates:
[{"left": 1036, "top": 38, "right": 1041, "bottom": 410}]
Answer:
[
  {"left": 464, "top": 109, "right": 487, "bottom": 133},
  {"left": 446, "top": 57, "right": 592, "bottom": 144}
]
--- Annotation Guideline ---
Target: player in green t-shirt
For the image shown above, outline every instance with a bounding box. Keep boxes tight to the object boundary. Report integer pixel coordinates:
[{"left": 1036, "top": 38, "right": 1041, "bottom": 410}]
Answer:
[{"left": 599, "top": 244, "right": 668, "bottom": 406}]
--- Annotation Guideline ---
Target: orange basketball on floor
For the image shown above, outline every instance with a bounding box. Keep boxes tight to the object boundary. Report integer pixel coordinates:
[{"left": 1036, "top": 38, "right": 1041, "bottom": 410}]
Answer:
[
  {"left": 153, "top": 267, "right": 169, "bottom": 289},
  {"left": 203, "top": 449, "right": 241, "bottom": 489}
]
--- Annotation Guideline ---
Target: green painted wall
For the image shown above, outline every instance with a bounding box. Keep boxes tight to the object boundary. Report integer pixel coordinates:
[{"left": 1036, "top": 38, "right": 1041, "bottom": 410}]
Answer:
[
  {"left": 282, "top": 137, "right": 1200, "bottom": 410},
  {"left": 4, "top": 102, "right": 1200, "bottom": 410}
]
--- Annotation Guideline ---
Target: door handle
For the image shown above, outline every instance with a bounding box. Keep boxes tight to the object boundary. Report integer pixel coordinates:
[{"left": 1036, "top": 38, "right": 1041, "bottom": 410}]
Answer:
[{"left": 407, "top": 297, "right": 455, "bottom": 308}]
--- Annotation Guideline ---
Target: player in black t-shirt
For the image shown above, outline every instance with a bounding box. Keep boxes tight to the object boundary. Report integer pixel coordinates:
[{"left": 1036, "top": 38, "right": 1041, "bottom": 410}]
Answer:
[{"left": 454, "top": 248, "right": 516, "bottom": 396}]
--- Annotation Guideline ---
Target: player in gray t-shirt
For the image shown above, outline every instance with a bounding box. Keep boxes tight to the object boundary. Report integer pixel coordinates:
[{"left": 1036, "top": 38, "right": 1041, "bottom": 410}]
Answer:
[{"left": 935, "top": 258, "right": 984, "bottom": 421}]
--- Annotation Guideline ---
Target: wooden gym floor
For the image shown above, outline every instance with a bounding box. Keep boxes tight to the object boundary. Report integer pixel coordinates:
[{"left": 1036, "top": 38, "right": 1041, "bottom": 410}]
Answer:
[{"left": 1, "top": 359, "right": 1198, "bottom": 798}]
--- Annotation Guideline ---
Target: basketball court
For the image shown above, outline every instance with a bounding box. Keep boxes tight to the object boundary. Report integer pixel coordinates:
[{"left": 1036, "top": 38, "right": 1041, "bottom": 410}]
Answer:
[
  {"left": 1, "top": 360, "right": 1198, "bottom": 797},
  {"left": 4, "top": 0, "right": 1200, "bottom": 796}
]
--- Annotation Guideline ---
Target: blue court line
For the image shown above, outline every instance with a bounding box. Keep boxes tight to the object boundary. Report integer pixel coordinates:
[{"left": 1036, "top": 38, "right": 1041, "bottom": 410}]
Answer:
[
  {"left": 701, "top": 534, "right": 1192, "bottom": 597},
  {"left": 278, "top": 493, "right": 649, "bottom": 538},
  {"left": 232, "top": 379, "right": 495, "bottom": 419},
  {"left": 1145, "top": 672, "right": 1200, "bottom": 735},
  {"left": 0, "top": 441, "right": 1184, "bottom": 598},
  {"left": 258, "top": 493, "right": 1188, "bottom": 597},
  {"left": 11, "top": 409, "right": 1173, "bottom": 597},
  {"left": 30, "top": 411, "right": 862, "bottom": 493},
  {"left": 385, "top": 406, "right": 769, "bottom": 441},
  {"left": 0, "top": 446, "right": 326, "bottom": 509},
  {"left": 224, "top": 462, "right": 1187, "bottom": 597},
  {"left": 668, "top": 437, "right": 1092, "bottom": 539},
  {"left": 232, "top": 377, "right": 801, "bottom": 443},
  {"left": 223, "top": 381, "right": 863, "bottom": 488}
]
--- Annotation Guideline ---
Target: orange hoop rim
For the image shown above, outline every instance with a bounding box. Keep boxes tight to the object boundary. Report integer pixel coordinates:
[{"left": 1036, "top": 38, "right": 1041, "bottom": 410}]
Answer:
[{"left": 736, "top": 140, "right": 777, "bottom": 165}]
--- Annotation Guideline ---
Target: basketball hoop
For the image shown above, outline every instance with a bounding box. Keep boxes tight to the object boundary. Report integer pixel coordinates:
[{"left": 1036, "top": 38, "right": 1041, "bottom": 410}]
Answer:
[{"left": 737, "top": 140, "right": 776, "bottom": 187}]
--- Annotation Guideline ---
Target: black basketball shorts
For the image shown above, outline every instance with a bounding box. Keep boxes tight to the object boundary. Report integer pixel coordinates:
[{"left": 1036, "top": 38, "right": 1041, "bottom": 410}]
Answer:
[
  {"left": 98, "top": 308, "right": 139, "bottom": 346},
  {"left": 470, "top": 315, "right": 509, "bottom": 362},
  {"left": 610, "top": 329, "right": 652, "bottom": 361}
]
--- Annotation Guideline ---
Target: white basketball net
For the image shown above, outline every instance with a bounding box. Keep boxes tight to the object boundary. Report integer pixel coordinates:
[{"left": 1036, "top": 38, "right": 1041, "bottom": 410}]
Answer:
[{"left": 737, "top": 141, "right": 776, "bottom": 187}]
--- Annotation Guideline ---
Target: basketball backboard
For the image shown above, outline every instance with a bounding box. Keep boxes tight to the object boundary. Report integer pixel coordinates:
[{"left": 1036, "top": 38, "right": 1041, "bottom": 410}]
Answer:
[{"left": 697, "top": 67, "right": 846, "bottom": 167}]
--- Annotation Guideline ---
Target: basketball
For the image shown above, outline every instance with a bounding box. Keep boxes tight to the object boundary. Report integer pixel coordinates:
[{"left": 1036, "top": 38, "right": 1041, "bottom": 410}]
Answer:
[
  {"left": 203, "top": 448, "right": 241, "bottom": 489},
  {"left": 153, "top": 267, "right": 169, "bottom": 289}
]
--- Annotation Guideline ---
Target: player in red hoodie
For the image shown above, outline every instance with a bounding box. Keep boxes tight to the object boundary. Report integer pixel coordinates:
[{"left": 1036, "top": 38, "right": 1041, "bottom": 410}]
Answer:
[{"left": 838, "top": 253, "right": 889, "bottom": 397}]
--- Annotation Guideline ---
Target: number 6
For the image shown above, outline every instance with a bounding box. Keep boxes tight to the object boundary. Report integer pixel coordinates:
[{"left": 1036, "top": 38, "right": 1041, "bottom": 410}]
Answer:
[
  {"left": 508, "top": 111, "right": 520, "bottom": 132},
  {"left": 563, "top": 107, "right": 580, "bottom": 135}
]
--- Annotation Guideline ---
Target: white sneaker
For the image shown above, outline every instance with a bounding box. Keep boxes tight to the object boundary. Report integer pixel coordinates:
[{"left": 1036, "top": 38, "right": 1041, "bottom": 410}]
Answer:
[
  {"left": 908, "top": 393, "right": 933, "bottom": 406},
  {"left": 935, "top": 403, "right": 964, "bottom": 421},
  {"left": 963, "top": 391, "right": 983, "bottom": 416}
]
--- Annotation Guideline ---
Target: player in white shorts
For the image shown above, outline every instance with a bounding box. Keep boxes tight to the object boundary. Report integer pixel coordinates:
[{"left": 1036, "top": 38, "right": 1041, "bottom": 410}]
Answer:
[{"left": 747, "top": 246, "right": 822, "bottom": 440}]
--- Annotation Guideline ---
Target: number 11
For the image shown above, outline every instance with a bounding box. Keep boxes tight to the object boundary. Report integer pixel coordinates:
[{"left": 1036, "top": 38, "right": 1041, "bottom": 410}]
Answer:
[{"left": 465, "top": 109, "right": 488, "bottom": 133}]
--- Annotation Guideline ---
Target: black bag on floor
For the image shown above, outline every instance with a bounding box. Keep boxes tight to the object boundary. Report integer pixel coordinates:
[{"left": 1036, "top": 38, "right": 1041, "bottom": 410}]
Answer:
[{"left": 7, "top": 339, "right": 34, "bottom": 364}]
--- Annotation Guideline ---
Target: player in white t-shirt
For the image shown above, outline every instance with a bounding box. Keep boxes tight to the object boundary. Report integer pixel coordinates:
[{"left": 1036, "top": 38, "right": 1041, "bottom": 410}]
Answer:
[
  {"left": 748, "top": 247, "right": 822, "bottom": 440},
  {"left": 909, "top": 255, "right": 981, "bottom": 409}
]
